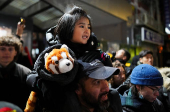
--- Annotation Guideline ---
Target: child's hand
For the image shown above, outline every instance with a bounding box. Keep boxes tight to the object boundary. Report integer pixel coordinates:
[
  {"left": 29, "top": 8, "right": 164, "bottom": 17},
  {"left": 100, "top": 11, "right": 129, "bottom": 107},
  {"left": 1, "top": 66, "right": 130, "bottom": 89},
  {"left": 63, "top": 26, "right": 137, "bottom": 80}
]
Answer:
[
  {"left": 26, "top": 73, "right": 42, "bottom": 92},
  {"left": 100, "top": 52, "right": 110, "bottom": 62},
  {"left": 99, "top": 51, "right": 113, "bottom": 67}
]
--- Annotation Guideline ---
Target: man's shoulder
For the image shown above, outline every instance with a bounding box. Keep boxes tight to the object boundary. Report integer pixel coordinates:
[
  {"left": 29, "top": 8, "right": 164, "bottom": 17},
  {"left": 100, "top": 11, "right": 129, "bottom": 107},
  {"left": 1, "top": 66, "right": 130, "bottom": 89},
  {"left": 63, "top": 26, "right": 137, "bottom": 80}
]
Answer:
[
  {"left": 15, "top": 63, "right": 31, "bottom": 74},
  {"left": 109, "top": 89, "right": 123, "bottom": 112},
  {"left": 109, "top": 89, "right": 120, "bottom": 101}
]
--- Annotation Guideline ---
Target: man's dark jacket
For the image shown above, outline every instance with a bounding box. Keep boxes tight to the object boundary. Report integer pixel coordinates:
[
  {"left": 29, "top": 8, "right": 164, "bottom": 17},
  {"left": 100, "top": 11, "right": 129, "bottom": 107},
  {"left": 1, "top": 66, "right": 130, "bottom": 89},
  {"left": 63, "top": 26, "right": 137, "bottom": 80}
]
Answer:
[{"left": 0, "top": 62, "right": 31, "bottom": 110}]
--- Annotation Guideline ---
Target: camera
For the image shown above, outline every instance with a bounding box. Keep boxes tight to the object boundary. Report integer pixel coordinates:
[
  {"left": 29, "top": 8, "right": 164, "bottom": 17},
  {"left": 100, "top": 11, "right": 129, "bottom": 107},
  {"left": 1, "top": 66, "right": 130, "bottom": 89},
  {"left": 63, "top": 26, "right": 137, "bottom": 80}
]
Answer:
[{"left": 20, "top": 17, "right": 25, "bottom": 25}]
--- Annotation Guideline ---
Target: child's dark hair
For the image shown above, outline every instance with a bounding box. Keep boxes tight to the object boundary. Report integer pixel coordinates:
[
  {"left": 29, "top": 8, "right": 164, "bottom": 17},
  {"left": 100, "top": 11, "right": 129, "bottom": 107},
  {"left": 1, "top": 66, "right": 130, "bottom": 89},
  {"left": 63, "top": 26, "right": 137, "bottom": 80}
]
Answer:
[{"left": 54, "top": 6, "right": 92, "bottom": 44}]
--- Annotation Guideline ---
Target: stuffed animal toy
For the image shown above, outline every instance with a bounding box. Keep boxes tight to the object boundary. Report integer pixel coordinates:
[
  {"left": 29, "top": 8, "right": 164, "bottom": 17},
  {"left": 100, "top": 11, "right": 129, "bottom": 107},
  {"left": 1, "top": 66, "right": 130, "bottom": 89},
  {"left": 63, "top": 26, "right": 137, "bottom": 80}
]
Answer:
[
  {"left": 44, "top": 44, "right": 74, "bottom": 74},
  {"left": 24, "top": 44, "right": 74, "bottom": 112}
]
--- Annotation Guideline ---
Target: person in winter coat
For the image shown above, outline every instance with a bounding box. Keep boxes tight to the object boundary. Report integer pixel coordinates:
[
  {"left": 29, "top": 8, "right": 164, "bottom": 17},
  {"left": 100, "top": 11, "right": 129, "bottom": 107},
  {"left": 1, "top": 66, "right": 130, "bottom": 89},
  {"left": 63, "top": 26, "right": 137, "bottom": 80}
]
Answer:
[
  {"left": 120, "top": 64, "right": 165, "bottom": 112},
  {"left": 116, "top": 50, "right": 154, "bottom": 95},
  {"left": 0, "top": 35, "right": 31, "bottom": 111},
  {"left": 46, "top": 5, "right": 112, "bottom": 66}
]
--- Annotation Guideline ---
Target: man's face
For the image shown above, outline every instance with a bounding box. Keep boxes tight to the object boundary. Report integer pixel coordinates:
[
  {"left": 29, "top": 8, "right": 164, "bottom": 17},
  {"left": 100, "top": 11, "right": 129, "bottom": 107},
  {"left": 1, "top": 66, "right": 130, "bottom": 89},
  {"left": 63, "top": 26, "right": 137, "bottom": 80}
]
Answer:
[
  {"left": 115, "top": 50, "right": 125, "bottom": 60},
  {"left": 110, "top": 66, "right": 126, "bottom": 87},
  {"left": 0, "top": 46, "right": 17, "bottom": 67},
  {"left": 76, "top": 77, "right": 110, "bottom": 111},
  {"left": 139, "top": 54, "right": 153, "bottom": 65},
  {"left": 138, "top": 86, "right": 161, "bottom": 102}
]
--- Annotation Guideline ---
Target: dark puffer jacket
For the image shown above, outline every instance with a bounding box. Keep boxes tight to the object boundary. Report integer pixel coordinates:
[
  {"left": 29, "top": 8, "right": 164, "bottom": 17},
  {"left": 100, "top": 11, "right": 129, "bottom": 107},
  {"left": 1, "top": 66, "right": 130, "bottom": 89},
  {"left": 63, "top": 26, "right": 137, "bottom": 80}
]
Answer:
[{"left": 0, "top": 62, "right": 31, "bottom": 111}]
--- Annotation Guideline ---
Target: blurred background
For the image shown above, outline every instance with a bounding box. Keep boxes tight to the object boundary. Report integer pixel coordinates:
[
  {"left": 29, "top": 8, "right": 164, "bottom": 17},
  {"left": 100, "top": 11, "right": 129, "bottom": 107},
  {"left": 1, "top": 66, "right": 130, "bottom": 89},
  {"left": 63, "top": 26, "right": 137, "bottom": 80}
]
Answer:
[{"left": 0, "top": 0, "right": 169, "bottom": 67}]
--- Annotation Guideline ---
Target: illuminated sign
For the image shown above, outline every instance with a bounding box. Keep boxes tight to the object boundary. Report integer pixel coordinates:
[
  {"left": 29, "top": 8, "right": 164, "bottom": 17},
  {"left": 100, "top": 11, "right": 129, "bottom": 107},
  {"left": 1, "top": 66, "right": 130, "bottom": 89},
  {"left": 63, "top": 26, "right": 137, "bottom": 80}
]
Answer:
[{"left": 141, "top": 27, "right": 164, "bottom": 45}]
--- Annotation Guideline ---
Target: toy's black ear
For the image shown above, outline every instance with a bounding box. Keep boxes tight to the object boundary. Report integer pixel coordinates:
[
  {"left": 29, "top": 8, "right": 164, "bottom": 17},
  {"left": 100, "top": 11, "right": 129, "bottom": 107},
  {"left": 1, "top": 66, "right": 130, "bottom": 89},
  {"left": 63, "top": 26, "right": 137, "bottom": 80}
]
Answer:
[{"left": 46, "top": 25, "right": 60, "bottom": 46}]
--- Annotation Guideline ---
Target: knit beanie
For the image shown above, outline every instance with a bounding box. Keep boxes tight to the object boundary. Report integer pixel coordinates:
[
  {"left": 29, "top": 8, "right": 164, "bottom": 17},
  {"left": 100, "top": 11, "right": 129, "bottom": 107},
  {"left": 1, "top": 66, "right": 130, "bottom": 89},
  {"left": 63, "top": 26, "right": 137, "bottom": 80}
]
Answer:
[{"left": 130, "top": 64, "right": 163, "bottom": 86}]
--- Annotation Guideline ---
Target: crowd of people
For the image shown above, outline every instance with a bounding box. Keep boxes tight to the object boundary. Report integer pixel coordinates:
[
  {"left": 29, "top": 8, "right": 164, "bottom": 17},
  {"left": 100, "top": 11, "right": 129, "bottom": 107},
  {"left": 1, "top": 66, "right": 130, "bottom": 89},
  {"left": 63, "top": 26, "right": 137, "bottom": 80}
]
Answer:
[{"left": 0, "top": 5, "right": 169, "bottom": 112}]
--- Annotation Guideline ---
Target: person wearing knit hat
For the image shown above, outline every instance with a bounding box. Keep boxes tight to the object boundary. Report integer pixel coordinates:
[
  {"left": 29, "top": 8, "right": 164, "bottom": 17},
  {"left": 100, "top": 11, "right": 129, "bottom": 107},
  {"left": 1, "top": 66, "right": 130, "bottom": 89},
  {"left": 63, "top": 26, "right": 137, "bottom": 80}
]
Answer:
[
  {"left": 116, "top": 50, "right": 154, "bottom": 95},
  {"left": 130, "top": 64, "right": 163, "bottom": 86},
  {"left": 120, "top": 64, "right": 165, "bottom": 112}
]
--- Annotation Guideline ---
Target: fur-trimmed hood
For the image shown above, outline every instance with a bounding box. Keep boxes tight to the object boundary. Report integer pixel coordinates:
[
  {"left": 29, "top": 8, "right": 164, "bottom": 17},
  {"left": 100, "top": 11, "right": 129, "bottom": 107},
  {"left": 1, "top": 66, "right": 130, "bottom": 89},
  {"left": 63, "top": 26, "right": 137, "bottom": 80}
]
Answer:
[{"left": 158, "top": 67, "right": 170, "bottom": 91}]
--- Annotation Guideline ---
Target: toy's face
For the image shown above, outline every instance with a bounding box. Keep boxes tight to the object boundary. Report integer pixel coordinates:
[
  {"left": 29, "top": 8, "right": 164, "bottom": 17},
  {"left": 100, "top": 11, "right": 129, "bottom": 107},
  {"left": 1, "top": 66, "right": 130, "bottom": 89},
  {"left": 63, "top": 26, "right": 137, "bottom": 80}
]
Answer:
[
  {"left": 45, "top": 45, "right": 74, "bottom": 74},
  {"left": 49, "top": 52, "right": 74, "bottom": 74}
]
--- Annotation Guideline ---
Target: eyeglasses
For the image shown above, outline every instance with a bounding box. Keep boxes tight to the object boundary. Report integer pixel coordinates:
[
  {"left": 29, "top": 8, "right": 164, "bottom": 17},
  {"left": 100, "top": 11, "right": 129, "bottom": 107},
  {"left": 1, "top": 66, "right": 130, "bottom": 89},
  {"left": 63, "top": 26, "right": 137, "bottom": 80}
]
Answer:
[{"left": 146, "top": 86, "right": 161, "bottom": 94}]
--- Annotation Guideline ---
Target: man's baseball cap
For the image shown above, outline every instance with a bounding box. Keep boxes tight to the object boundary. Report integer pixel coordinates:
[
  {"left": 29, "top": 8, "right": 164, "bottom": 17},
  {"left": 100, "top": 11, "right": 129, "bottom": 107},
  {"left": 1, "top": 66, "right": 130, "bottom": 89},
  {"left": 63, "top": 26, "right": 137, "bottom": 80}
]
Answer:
[
  {"left": 77, "top": 59, "right": 120, "bottom": 80},
  {"left": 139, "top": 50, "right": 153, "bottom": 58}
]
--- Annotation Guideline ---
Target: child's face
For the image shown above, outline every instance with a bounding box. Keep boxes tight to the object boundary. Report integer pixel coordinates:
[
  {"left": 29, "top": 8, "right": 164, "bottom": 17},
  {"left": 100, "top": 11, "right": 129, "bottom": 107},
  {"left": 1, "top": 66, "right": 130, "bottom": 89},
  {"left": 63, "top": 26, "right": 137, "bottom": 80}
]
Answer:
[{"left": 71, "top": 17, "right": 91, "bottom": 44}]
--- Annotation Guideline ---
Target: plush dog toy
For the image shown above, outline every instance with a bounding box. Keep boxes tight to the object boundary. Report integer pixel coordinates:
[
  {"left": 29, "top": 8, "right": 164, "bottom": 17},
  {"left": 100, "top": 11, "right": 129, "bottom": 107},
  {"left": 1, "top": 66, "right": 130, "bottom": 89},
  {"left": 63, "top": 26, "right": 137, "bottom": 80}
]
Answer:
[{"left": 24, "top": 44, "right": 74, "bottom": 112}]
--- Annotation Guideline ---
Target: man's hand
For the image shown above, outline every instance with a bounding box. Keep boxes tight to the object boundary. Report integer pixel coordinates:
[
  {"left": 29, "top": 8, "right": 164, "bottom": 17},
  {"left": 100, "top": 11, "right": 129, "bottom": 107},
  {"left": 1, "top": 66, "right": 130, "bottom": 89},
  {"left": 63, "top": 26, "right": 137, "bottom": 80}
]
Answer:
[{"left": 16, "top": 22, "right": 25, "bottom": 37}]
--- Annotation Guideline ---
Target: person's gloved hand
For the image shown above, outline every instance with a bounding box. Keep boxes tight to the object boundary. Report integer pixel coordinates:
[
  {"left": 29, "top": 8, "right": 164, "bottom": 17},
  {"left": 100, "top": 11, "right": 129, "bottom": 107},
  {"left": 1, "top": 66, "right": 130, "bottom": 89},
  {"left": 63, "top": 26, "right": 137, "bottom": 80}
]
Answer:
[
  {"left": 46, "top": 25, "right": 60, "bottom": 46},
  {"left": 100, "top": 51, "right": 112, "bottom": 67},
  {"left": 26, "top": 72, "right": 42, "bottom": 92},
  {"left": 79, "top": 50, "right": 112, "bottom": 67},
  {"left": 100, "top": 51, "right": 110, "bottom": 62}
]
